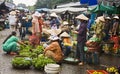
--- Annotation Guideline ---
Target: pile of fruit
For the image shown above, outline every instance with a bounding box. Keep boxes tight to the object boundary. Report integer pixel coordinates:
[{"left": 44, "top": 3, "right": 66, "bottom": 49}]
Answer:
[
  {"left": 106, "top": 67, "right": 119, "bottom": 74},
  {"left": 92, "top": 71, "right": 104, "bottom": 74}
]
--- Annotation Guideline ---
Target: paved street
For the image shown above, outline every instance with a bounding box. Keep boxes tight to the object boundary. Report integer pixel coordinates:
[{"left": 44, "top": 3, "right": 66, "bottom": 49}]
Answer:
[{"left": 0, "top": 29, "right": 120, "bottom": 74}]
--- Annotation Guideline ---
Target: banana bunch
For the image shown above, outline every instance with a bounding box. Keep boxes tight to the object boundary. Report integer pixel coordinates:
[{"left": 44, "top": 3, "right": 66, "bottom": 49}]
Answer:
[
  {"left": 106, "top": 67, "right": 119, "bottom": 73},
  {"left": 92, "top": 71, "right": 103, "bottom": 74}
]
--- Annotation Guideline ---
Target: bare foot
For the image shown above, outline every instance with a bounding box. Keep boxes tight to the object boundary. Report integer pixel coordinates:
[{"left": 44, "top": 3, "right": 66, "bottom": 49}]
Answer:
[{"left": 10, "top": 52, "right": 17, "bottom": 55}]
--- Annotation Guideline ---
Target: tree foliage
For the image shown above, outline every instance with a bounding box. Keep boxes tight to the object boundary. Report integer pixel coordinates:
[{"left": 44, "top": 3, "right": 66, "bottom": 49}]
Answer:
[{"left": 35, "top": 0, "right": 79, "bottom": 9}]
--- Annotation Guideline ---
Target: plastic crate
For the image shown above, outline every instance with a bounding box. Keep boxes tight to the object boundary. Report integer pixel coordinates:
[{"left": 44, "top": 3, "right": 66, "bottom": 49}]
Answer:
[{"left": 86, "top": 70, "right": 108, "bottom": 74}]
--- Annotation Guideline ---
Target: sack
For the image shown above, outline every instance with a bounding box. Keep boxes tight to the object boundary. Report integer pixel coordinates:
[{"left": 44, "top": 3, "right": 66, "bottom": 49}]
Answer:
[{"left": 29, "top": 34, "right": 40, "bottom": 45}]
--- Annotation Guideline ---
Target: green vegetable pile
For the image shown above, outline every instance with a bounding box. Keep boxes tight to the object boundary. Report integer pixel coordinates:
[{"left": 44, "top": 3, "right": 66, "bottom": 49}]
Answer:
[
  {"left": 89, "top": 37, "right": 101, "bottom": 42},
  {"left": 12, "top": 57, "right": 32, "bottom": 69},
  {"left": 32, "top": 54, "right": 55, "bottom": 70},
  {"left": 11, "top": 43, "right": 56, "bottom": 70},
  {"left": 19, "top": 44, "right": 44, "bottom": 58},
  {"left": 31, "top": 45, "right": 44, "bottom": 55}
]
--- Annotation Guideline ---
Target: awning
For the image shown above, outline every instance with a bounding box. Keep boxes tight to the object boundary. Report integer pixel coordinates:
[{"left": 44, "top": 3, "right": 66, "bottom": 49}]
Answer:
[
  {"left": 36, "top": 8, "right": 50, "bottom": 12},
  {"left": 89, "top": 3, "right": 119, "bottom": 14},
  {"left": 50, "top": 7, "right": 87, "bottom": 13},
  {"left": 89, "top": 3, "right": 113, "bottom": 13}
]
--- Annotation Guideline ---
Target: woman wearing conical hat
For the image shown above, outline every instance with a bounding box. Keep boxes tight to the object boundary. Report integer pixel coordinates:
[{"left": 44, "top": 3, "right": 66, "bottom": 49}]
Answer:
[
  {"left": 94, "top": 16, "right": 105, "bottom": 40},
  {"left": 112, "top": 15, "right": 119, "bottom": 36},
  {"left": 44, "top": 35, "right": 63, "bottom": 62},
  {"left": 60, "top": 32, "right": 72, "bottom": 57},
  {"left": 72, "top": 14, "right": 88, "bottom": 65}
]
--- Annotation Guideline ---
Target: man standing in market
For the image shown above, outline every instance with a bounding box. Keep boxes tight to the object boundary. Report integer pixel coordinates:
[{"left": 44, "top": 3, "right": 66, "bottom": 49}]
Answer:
[{"left": 72, "top": 14, "right": 89, "bottom": 65}]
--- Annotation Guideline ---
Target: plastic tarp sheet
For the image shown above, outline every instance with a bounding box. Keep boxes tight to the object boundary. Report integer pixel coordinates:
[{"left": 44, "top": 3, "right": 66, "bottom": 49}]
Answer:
[
  {"left": 88, "top": 2, "right": 119, "bottom": 13},
  {"left": 89, "top": 4, "right": 113, "bottom": 13},
  {"left": 50, "top": 7, "right": 87, "bottom": 13}
]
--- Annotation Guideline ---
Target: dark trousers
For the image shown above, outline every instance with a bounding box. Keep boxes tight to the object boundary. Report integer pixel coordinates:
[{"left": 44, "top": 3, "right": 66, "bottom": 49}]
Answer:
[
  {"left": 64, "top": 46, "right": 71, "bottom": 57},
  {"left": 76, "top": 41, "right": 86, "bottom": 62}
]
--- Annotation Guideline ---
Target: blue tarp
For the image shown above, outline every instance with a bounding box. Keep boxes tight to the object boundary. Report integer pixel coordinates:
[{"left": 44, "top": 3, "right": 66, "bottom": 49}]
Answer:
[
  {"left": 80, "top": 0, "right": 97, "bottom": 6},
  {"left": 88, "top": 0, "right": 98, "bottom": 6},
  {"left": 80, "top": 0, "right": 88, "bottom": 4}
]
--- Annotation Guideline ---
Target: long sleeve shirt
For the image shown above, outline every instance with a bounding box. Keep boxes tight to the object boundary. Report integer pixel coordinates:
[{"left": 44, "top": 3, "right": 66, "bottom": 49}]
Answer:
[{"left": 77, "top": 22, "right": 87, "bottom": 43}]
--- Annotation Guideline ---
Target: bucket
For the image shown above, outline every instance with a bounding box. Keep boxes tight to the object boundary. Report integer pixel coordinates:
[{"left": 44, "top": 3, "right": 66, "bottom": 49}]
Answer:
[{"left": 44, "top": 64, "right": 60, "bottom": 74}]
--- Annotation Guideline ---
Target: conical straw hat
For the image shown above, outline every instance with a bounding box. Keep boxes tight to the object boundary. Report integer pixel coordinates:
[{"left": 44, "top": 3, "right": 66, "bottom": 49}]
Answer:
[
  {"left": 48, "top": 35, "right": 59, "bottom": 40},
  {"left": 113, "top": 16, "right": 119, "bottom": 19},
  {"left": 47, "top": 29, "right": 61, "bottom": 35},
  {"left": 105, "top": 17, "right": 111, "bottom": 20},
  {"left": 63, "top": 21, "right": 69, "bottom": 25},
  {"left": 50, "top": 12, "right": 58, "bottom": 17},
  {"left": 75, "top": 14, "right": 89, "bottom": 21},
  {"left": 60, "top": 32, "right": 70, "bottom": 37},
  {"left": 98, "top": 16, "right": 105, "bottom": 22},
  {"left": 32, "top": 11, "right": 41, "bottom": 17},
  {"left": 10, "top": 11, "right": 16, "bottom": 15}
]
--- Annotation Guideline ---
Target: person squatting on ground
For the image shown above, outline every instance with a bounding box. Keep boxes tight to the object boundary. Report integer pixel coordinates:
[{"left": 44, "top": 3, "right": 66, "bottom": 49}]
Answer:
[
  {"left": 44, "top": 35, "right": 64, "bottom": 63},
  {"left": 60, "top": 32, "right": 72, "bottom": 57},
  {"left": 2, "top": 31, "right": 25, "bottom": 55}
]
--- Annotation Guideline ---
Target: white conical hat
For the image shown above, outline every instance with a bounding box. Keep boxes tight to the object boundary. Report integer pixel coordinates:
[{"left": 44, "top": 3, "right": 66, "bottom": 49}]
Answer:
[
  {"left": 49, "top": 35, "right": 59, "bottom": 41},
  {"left": 105, "top": 17, "right": 111, "bottom": 20},
  {"left": 47, "top": 29, "right": 61, "bottom": 35},
  {"left": 113, "top": 16, "right": 119, "bottom": 19},
  {"left": 10, "top": 11, "right": 16, "bottom": 15},
  {"left": 75, "top": 14, "right": 89, "bottom": 21},
  {"left": 63, "top": 21, "right": 69, "bottom": 25},
  {"left": 97, "top": 16, "right": 105, "bottom": 22},
  {"left": 60, "top": 32, "right": 70, "bottom": 37},
  {"left": 32, "top": 11, "right": 41, "bottom": 17},
  {"left": 50, "top": 12, "right": 58, "bottom": 17}
]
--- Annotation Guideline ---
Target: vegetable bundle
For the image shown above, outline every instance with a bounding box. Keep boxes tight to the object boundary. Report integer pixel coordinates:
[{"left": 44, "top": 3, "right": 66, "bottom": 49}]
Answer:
[
  {"left": 12, "top": 56, "right": 32, "bottom": 69},
  {"left": 32, "top": 54, "right": 55, "bottom": 70}
]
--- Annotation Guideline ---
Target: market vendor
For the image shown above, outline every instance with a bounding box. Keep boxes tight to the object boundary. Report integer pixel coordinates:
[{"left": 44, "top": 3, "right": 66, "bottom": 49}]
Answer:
[
  {"left": 103, "top": 16, "right": 111, "bottom": 41},
  {"left": 112, "top": 16, "right": 119, "bottom": 36},
  {"left": 50, "top": 13, "right": 61, "bottom": 29},
  {"left": 72, "top": 14, "right": 88, "bottom": 65},
  {"left": 94, "top": 16, "right": 105, "bottom": 40},
  {"left": 44, "top": 35, "right": 63, "bottom": 62},
  {"left": 60, "top": 32, "right": 72, "bottom": 57},
  {"left": 60, "top": 21, "right": 70, "bottom": 34},
  {"left": 2, "top": 31, "right": 25, "bottom": 55}
]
